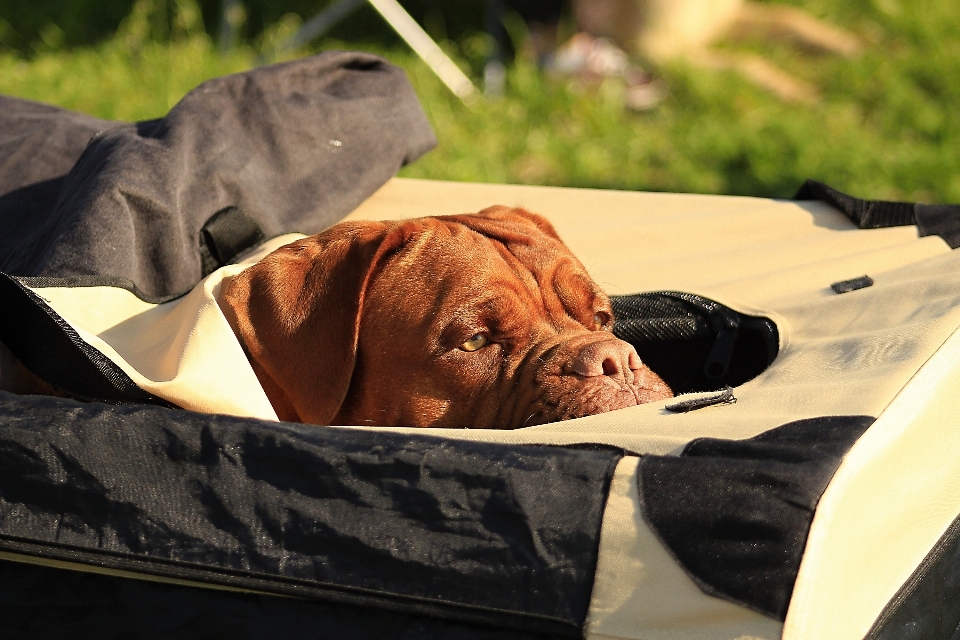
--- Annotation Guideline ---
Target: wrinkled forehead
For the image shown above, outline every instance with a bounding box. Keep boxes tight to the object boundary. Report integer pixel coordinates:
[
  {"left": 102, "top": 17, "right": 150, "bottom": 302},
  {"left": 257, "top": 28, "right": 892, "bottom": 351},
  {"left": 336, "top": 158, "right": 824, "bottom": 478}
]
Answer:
[
  {"left": 369, "top": 219, "right": 606, "bottom": 318},
  {"left": 394, "top": 222, "right": 508, "bottom": 276}
]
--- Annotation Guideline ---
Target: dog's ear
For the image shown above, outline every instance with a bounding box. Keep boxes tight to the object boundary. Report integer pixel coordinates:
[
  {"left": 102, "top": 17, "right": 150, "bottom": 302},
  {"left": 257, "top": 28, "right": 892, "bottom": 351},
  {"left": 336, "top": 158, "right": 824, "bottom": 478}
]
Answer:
[{"left": 222, "top": 221, "right": 402, "bottom": 424}]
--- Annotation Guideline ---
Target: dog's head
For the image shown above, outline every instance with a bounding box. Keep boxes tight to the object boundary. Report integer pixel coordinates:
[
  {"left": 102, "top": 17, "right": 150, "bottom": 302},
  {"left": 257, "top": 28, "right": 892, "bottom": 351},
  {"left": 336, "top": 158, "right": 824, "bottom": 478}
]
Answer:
[{"left": 221, "top": 206, "right": 672, "bottom": 428}]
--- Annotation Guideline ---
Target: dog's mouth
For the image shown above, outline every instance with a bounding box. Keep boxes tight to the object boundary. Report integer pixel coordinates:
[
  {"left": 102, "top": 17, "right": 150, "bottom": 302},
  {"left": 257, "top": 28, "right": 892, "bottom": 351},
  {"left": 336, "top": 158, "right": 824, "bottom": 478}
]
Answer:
[
  {"left": 493, "top": 334, "right": 674, "bottom": 428},
  {"left": 514, "top": 370, "right": 672, "bottom": 428}
]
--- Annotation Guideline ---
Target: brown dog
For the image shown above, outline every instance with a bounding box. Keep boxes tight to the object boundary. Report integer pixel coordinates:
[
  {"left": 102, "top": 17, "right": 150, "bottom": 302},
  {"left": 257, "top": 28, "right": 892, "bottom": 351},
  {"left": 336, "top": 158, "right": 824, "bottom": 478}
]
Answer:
[{"left": 221, "top": 206, "right": 672, "bottom": 428}]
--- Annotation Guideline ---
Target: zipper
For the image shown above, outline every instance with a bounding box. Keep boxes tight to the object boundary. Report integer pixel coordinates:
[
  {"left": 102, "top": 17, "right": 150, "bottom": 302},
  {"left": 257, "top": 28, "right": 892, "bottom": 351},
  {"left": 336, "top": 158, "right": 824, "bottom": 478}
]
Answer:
[{"left": 658, "top": 292, "right": 742, "bottom": 380}]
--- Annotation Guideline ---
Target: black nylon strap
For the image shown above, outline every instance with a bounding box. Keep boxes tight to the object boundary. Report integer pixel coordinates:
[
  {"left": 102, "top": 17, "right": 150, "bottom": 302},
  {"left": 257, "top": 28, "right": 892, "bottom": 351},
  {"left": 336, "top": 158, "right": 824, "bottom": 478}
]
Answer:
[
  {"left": 198, "top": 206, "right": 267, "bottom": 277},
  {"left": 794, "top": 180, "right": 916, "bottom": 228},
  {"left": 794, "top": 179, "right": 960, "bottom": 248}
]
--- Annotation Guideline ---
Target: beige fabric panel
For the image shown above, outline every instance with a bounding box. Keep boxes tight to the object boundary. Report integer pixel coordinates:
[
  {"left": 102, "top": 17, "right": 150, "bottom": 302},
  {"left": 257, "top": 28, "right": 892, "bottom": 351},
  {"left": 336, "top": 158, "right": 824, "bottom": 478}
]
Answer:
[
  {"left": 586, "top": 457, "right": 783, "bottom": 640},
  {"left": 346, "top": 178, "right": 948, "bottom": 301},
  {"left": 27, "top": 234, "right": 304, "bottom": 420},
  {"left": 783, "top": 322, "right": 960, "bottom": 640}
]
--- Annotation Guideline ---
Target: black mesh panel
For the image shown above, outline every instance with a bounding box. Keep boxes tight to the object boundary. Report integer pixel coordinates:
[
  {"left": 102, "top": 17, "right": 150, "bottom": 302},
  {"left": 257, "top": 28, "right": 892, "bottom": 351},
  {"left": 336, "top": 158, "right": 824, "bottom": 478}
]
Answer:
[{"left": 611, "top": 292, "right": 778, "bottom": 394}]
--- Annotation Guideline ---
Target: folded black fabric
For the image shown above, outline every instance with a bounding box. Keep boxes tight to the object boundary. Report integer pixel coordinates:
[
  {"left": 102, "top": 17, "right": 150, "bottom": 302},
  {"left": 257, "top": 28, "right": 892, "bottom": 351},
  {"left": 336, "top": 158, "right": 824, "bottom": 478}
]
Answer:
[
  {"left": 0, "top": 391, "right": 619, "bottom": 637},
  {"left": 0, "top": 97, "right": 120, "bottom": 280},
  {"left": 639, "top": 415, "right": 875, "bottom": 619},
  {"left": 0, "top": 51, "right": 436, "bottom": 299}
]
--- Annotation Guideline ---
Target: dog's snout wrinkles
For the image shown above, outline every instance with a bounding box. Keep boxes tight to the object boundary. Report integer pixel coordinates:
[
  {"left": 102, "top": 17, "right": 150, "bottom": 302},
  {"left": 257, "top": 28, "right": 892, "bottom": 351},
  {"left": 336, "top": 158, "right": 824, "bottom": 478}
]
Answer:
[{"left": 571, "top": 339, "right": 640, "bottom": 382}]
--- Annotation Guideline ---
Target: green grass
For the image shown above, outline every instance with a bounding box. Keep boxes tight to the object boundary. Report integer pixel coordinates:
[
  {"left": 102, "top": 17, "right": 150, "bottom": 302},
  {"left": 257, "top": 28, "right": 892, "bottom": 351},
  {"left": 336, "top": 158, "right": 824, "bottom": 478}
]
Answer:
[
  {"left": 0, "top": 2, "right": 254, "bottom": 119},
  {"left": 2, "top": 0, "right": 959, "bottom": 202}
]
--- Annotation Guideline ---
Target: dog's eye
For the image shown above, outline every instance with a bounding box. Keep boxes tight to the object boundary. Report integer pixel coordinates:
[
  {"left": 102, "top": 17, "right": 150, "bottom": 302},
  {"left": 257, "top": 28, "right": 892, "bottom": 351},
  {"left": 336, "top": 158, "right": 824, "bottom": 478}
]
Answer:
[
  {"left": 593, "top": 312, "right": 612, "bottom": 328},
  {"left": 460, "top": 333, "right": 489, "bottom": 352}
]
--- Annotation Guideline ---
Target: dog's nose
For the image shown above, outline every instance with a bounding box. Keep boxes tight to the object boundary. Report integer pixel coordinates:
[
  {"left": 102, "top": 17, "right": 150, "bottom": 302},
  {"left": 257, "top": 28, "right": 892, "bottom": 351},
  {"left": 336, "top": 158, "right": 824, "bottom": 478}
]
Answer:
[{"left": 571, "top": 339, "right": 642, "bottom": 382}]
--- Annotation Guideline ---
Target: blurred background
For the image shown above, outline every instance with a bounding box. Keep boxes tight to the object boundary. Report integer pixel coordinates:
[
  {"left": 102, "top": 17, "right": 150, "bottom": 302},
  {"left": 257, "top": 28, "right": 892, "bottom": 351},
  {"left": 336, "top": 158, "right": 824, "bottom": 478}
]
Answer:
[{"left": 0, "top": 0, "right": 957, "bottom": 201}]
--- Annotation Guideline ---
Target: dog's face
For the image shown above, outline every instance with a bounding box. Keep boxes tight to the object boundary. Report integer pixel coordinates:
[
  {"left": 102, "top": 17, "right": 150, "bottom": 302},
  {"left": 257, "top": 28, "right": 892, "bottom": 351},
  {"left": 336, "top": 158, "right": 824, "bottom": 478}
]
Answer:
[{"left": 222, "top": 207, "right": 671, "bottom": 428}]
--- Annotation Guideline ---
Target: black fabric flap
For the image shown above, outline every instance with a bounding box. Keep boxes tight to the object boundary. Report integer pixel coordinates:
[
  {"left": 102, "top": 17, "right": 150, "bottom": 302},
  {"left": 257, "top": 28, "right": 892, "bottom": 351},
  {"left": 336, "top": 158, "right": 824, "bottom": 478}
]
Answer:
[
  {"left": 639, "top": 415, "right": 874, "bottom": 619},
  {"left": 0, "top": 392, "right": 620, "bottom": 636},
  {"left": 914, "top": 203, "right": 960, "bottom": 248},
  {"left": 0, "top": 97, "right": 121, "bottom": 280},
  {"left": 0, "top": 558, "right": 556, "bottom": 640},
  {"left": 0, "top": 51, "right": 437, "bottom": 299},
  {"left": 0, "top": 271, "right": 172, "bottom": 406}
]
